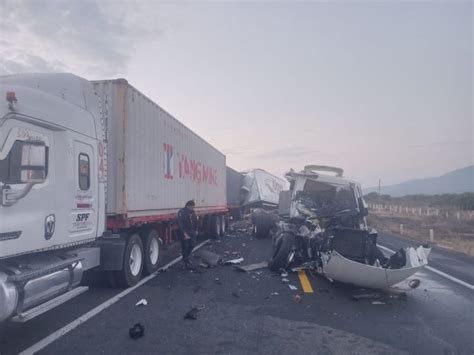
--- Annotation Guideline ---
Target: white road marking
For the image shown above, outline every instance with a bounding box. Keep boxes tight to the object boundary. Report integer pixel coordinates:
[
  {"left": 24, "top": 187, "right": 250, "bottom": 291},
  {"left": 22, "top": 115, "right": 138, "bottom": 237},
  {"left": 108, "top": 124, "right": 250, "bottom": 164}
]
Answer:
[
  {"left": 20, "top": 239, "right": 210, "bottom": 355},
  {"left": 377, "top": 244, "right": 474, "bottom": 291}
]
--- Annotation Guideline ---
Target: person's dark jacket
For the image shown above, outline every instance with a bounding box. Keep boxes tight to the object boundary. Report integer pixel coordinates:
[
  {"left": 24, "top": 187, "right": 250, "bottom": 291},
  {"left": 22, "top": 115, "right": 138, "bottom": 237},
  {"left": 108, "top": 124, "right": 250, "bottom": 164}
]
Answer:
[{"left": 177, "top": 207, "right": 197, "bottom": 239}]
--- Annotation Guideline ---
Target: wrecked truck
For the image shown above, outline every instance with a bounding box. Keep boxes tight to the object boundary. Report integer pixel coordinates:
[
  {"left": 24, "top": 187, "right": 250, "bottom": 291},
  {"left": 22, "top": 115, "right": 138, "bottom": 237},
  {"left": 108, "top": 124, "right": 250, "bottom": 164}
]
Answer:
[{"left": 269, "top": 165, "right": 431, "bottom": 289}]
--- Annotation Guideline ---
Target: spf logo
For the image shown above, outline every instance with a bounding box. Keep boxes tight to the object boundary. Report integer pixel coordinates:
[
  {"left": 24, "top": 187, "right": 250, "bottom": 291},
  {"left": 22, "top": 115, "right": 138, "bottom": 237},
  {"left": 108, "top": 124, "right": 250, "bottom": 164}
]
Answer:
[{"left": 76, "top": 213, "right": 90, "bottom": 222}]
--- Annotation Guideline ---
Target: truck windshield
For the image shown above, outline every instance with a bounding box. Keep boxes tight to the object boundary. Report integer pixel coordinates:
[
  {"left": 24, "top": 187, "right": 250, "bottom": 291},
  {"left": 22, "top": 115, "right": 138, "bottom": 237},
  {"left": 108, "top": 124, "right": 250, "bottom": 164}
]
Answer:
[{"left": 295, "top": 179, "right": 357, "bottom": 216}]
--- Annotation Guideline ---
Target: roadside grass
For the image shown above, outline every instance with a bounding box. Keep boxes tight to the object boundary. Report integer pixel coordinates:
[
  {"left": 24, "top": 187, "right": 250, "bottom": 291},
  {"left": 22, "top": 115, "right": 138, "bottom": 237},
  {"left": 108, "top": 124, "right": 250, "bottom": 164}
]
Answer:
[{"left": 367, "top": 212, "right": 474, "bottom": 256}]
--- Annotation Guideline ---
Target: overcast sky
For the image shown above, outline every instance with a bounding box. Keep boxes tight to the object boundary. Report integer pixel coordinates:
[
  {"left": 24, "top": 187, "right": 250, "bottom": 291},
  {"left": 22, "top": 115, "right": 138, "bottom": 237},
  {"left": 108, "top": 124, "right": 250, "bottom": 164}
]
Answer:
[{"left": 0, "top": 0, "right": 472, "bottom": 187}]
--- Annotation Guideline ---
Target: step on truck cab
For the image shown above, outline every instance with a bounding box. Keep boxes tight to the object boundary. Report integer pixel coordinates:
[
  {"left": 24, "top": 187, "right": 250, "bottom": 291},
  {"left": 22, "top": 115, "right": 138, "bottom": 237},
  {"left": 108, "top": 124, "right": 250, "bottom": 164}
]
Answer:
[{"left": 0, "top": 73, "right": 228, "bottom": 322}]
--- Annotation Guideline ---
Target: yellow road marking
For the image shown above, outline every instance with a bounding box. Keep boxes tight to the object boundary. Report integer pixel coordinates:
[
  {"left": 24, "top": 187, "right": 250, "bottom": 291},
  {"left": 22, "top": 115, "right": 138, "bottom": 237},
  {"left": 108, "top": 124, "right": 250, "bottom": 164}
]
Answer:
[{"left": 298, "top": 270, "right": 314, "bottom": 293}]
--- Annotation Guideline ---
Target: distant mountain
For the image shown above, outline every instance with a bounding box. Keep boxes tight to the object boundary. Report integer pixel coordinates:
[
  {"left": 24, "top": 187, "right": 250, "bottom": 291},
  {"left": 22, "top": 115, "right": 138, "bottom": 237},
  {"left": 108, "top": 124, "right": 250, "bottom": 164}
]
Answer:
[{"left": 363, "top": 166, "right": 474, "bottom": 197}]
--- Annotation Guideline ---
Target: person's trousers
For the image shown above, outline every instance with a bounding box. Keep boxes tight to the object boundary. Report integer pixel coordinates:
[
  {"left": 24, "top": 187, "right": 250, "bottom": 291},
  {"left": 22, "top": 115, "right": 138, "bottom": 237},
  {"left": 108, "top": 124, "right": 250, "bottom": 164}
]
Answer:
[{"left": 181, "top": 235, "right": 196, "bottom": 263}]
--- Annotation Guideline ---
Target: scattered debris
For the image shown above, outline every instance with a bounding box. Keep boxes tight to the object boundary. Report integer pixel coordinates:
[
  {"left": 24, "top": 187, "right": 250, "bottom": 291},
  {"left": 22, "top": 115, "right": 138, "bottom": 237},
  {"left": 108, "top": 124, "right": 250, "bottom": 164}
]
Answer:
[
  {"left": 409, "top": 279, "right": 421, "bottom": 289},
  {"left": 271, "top": 292, "right": 279, "bottom": 296},
  {"left": 280, "top": 269, "right": 289, "bottom": 277},
  {"left": 223, "top": 257, "right": 244, "bottom": 265},
  {"left": 135, "top": 299, "right": 148, "bottom": 307},
  {"left": 195, "top": 250, "right": 222, "bottom": 267},
  {"left": 390, "top": 292, "right": 408, "bottom": 302},
  {"left": 293, "top": 294, "right": 302, "bottom": 303},
  {"left": 199, "top": 263, "right": 210, "bottom": 268},
  {"left": 289, "top": 285, "right": 298, "bottom": 291},
  {"left": 371, "top": 301, "right": 386, "bottom": 305},
  {"left": 351, "top": 293, "right": 381, "bottom": 301},
  {"left": 214, "top": 277, "right": 222, "bottom": 284},
  {"left": 242, "top": 243, "right": 247, "bottom": 247},
  {"left": 281, "top": 278, "right": 289, "bottom": 283},
  {"left": 235, "top": 261, "right": 268, "bottom": 272},
  {"left": 184, "top": 308, "right": 199, "bottom": 320},
  {"left": 129, "top": 323, "right": 145, "bottom": 339},
  {"left": 184, "top": 305, "right": 206, "bottom": 320}
]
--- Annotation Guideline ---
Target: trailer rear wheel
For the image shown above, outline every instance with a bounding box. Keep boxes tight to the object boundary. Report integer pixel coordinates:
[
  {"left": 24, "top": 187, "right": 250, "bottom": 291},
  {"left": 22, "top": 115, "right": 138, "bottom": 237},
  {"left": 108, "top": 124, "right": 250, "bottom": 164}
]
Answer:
[
  {"left": 208, "top": 215, "right": 221, "bottom": 239},
  {"left": 220, "top": 215, "right": 226, "bottom": 236},
  {"left": 115, "top": 234, "right": 144, "bottom": 287},
  {"left": 143, "top": 229, "right": 161, "bottom": 274}
]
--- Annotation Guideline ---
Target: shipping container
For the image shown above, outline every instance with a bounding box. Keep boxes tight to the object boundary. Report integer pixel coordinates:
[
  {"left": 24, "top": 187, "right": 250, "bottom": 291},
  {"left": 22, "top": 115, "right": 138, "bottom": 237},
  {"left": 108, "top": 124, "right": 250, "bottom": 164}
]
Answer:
[{"left": 93, "top": 79, "right": 227, "bottom": 223}]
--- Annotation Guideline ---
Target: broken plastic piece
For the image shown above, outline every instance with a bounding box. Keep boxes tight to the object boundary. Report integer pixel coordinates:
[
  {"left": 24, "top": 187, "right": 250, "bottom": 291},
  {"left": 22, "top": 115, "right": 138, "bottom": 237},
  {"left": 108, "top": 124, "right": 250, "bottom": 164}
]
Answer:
[
  {"left": 129, "top": 323, "right": 145, "bottom": 339},
  {"left": 371, "top": 301, "right": 385, "bottom": 305},
  {"left": 270, "top": 292, "right": 279, "bottom": 296},
  {"left": 280, "top": 269, "right": 289, "bottom": 278},
  {"left": 281, "top": 278, "right": 289, "bottom": 283},
  {"left": 235, "top": 261, "right": 268, "bottom": 272},
  {"left": 135, "top": 299, "right": 148, "bottom": 307},
  {"left": 293, "top": 294, "right": 302, "bottom": 303},
  {"left": 224, "top": 257, "right": 244, "bottom": 265},
  {"left": 289, "top": 285, "right": 298, "bottom": 291}
]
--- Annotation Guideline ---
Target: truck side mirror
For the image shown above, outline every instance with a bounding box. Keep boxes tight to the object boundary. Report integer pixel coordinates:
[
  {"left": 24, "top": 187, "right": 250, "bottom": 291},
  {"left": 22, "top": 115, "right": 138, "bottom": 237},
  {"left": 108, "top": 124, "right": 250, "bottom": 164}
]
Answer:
[
  {"left": 20, "top": 142, "right": 47, "bottom": 183},
  {"left": 358, "top": 197, "right": 369, "bottom": 217}
]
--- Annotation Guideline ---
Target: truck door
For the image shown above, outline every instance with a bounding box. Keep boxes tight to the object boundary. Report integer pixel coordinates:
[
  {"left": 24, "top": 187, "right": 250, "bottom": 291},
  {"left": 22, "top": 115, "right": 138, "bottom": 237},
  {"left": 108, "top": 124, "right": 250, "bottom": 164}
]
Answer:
[{"left": 67, "top": 139, "right": 98, "bottom": 241}]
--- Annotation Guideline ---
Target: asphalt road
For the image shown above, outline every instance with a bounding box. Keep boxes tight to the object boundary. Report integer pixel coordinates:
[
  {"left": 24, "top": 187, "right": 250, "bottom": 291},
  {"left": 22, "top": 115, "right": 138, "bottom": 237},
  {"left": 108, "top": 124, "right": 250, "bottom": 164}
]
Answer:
[{"left": 1, "top": 229, "right": 473, "bottom": 354}]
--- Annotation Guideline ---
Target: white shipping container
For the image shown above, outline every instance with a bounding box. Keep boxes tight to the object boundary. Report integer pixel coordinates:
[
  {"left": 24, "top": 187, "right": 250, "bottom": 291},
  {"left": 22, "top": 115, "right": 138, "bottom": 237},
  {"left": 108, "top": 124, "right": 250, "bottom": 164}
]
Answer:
[{"left": 93, "top": 79, "right": 226, "bottom": 219}]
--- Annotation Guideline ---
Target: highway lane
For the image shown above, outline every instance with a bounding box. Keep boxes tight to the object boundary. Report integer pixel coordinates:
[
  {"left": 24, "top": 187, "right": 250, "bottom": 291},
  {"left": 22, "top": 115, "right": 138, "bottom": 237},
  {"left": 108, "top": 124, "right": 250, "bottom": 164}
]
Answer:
[{"left": 2, "top": 229, "right": 473, "bottom": 354}]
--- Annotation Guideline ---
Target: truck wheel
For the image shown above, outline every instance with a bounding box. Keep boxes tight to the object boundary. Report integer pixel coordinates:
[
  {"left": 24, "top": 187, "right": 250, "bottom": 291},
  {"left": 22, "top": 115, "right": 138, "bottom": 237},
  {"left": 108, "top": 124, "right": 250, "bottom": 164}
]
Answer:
[
  {"left": 143, "top": 229, "right": 161, "bottom": 274},
  {"left": 254, "top": 215, "right": 271, "bottom": 239},
  {"left": 208, "top": 215, "right": 220, "bottom": 239},
  {"left": 220, "top": 215, "right": 226, "bottom": 236},
  {"left": 115, "top": 234, "right": 144, "bottom": 287},
  {"left": 268, "top": 232, "right": 295, "bottom": 271}
]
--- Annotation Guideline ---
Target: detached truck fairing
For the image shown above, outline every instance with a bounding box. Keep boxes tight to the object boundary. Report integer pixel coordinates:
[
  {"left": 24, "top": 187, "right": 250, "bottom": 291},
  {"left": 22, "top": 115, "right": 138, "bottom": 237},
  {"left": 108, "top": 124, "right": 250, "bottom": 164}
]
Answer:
[{"left": 0, "top": 73, "right": 227, "bottom": 323}]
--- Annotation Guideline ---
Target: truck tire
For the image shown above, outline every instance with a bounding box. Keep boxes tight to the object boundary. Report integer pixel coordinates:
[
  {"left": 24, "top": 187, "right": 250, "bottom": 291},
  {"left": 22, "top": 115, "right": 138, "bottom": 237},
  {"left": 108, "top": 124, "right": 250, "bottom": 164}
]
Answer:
[
  {"left": 208, "top": 215, "right": 220, "bottom": 239},
  {"left": 254, "top": 214, "right": 272, "bottom": 239},
  {"left": 143, "top": 229, "right": 161, "bottom": 274},
  {"left": 268, "top": 232, "right": 295, "bottom": 271},
  {"left": 115, "top": 233, "right": 144, "bottom": 287},
  {"left": 220, "top": 215, "right": 227, "bottom": 236}
]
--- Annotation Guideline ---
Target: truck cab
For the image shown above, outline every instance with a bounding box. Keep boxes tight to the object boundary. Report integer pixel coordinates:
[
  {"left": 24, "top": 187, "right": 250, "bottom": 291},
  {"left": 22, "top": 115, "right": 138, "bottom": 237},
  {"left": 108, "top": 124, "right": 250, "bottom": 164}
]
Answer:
[{"left": 0, "top": 73, "right": 105, "bottom": 322}]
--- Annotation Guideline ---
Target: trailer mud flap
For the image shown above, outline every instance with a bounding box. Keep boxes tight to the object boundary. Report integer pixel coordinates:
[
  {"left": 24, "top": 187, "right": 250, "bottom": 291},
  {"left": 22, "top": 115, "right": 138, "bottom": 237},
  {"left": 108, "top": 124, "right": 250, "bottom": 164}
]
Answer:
[{"left": 98, "top": 237, "right": 126, "bottom": 271}]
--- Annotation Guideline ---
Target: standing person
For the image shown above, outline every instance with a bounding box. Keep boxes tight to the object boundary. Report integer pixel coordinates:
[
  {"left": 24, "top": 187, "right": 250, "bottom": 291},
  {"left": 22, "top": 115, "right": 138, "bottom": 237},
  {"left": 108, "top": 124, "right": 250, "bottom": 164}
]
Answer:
[{"left": 177, "top": 200, "right": 198, "bottom": 269}]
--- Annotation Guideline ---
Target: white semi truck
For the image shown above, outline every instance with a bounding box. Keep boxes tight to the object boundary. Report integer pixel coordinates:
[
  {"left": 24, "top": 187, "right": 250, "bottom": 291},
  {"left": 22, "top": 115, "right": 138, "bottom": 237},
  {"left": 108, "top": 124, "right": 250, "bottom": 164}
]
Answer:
[{"left": 0, "top": 73, "right": 228, "bottom": 322}]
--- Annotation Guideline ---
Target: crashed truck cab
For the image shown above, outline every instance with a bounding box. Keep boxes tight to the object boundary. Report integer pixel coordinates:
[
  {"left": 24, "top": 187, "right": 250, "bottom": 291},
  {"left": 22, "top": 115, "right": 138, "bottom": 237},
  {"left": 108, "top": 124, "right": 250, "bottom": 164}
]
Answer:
[
  {"left": 283, "top": 165, "right": 368, "bottom": 225},
  {"left": 275, "top": 165, "right": 431, "bottom": 289}
]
